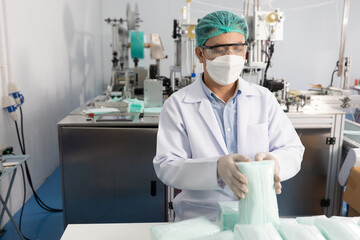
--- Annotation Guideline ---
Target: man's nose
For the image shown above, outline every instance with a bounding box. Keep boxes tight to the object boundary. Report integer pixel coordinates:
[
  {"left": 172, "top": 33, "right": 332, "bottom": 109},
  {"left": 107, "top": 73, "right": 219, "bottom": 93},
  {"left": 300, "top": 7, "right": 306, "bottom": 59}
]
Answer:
[{"left": 226, "top": 49, "right": 233, "bottom": 55}]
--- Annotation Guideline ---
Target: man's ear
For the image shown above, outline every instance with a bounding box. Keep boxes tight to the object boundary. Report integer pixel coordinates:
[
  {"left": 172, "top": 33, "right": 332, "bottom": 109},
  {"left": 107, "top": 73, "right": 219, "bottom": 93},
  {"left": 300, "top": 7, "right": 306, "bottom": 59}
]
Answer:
[{"left": 195, "top": 47, "right": 205, "bottom": 64}]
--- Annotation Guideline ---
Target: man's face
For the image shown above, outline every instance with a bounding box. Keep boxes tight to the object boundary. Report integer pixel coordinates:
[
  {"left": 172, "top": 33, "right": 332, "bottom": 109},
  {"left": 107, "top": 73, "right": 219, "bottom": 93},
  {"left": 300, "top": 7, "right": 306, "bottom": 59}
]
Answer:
[{"left": 195, "top": 32, "right": 246, "bottom": 64}]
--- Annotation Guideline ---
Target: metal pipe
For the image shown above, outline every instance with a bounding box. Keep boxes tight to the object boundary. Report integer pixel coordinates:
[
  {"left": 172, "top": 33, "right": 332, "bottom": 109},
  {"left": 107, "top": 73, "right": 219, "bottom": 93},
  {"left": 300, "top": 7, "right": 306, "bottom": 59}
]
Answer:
[
  {"left": 338, "top": 0, "right": 350, "bottom": 89},
  {"left": 0, "top": 0, "right": 9, "bottom": 96},
  {"left": 2, "top": 0, "right": 12, "bottom": 84},
  {"left": 111, "top": 24, "right": 119, "bottom": 54}
]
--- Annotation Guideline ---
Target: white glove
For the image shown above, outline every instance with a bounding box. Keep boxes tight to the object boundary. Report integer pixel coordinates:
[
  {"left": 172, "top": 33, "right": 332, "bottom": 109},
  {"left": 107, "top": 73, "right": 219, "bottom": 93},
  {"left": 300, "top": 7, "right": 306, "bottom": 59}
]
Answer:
[
  {"left": 217, "top": 154, "right": 251, "bottom": 200},
  {"left": 255, "top": 152, "right": 282, "bottom": 194}
]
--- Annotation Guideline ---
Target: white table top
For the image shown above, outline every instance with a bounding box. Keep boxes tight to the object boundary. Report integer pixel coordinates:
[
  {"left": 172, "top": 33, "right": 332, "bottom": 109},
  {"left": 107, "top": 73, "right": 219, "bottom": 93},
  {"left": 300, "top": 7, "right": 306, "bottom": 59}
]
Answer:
[{"left": 61, "top": 222, "right": 165, "bottom": 240}]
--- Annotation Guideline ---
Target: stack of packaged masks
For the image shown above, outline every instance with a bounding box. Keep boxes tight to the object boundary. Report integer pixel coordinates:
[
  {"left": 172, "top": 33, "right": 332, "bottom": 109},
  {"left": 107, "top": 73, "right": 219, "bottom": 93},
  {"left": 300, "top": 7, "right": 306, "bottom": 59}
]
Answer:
[
  {"left": 233, "top": 161, "right": 281, "bottom": 239},
  {"left": 151, "top": 160, "right": 360, "bottom": 240},
  {"left": 236, "top": 161, "right": 279, "bottom": 225},
  {"left": 216, "top": 201, "right": 238, "bottom": 231}
]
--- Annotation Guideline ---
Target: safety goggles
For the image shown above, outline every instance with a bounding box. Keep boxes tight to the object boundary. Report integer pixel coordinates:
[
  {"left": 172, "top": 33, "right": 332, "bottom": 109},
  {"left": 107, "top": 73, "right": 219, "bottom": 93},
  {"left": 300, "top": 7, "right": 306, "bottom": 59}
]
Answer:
[{"left": 202, "top": 43, "right": 248, "bottom": 59}]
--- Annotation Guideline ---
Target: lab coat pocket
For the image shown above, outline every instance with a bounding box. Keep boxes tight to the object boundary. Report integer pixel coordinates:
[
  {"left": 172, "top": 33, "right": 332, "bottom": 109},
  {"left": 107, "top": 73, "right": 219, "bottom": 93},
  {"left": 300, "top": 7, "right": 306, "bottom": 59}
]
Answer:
[{"left": 245, "top": 123, "right": 269, "bottom": 159}]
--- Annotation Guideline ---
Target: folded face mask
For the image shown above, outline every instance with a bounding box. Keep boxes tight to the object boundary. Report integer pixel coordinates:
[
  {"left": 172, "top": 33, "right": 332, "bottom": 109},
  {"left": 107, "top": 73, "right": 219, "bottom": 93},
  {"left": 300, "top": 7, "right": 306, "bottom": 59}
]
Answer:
[
  {"left": 315, "top": 218, "right": 360, "bottom": 240},
  {"left": 277, "top": 222, "right": 326, "bottom": 240},
  {"left": 234, "top": 223, "right": 282, "bottom": 240},
  {"left": 236, "top": 160, "right": 279, "bottom": 225},
  {"left": 216, "top": 201, "right": 238, "bottom": 231},
  {"left": 81, "top": 108, "right": 120, "bottom": 115},
  {"left": 150, "top": 216, "right": 220, "bottom": 240}
]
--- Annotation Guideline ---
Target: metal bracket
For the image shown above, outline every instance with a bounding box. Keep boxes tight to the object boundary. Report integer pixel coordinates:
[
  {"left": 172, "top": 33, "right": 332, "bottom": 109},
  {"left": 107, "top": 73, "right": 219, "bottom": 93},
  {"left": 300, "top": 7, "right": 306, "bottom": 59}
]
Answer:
[
  {"left": 321, "top": 199, "right": 331, "bottom": 207},
  {"left": 340, "top": 96, "right": 351, "bottom": 108},
  {"left": 326, "top": 137, "right": 336, "bottom": 145}
]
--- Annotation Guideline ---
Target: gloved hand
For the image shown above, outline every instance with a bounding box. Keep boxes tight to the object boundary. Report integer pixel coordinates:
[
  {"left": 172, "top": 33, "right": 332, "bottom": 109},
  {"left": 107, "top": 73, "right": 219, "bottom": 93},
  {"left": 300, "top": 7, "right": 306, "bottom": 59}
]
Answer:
[
  {"left": 255, "top": 152, "right": 282, "bottom": 194},
  {"left": 217, "top": 154, "right": 251, "bottom": 200}
]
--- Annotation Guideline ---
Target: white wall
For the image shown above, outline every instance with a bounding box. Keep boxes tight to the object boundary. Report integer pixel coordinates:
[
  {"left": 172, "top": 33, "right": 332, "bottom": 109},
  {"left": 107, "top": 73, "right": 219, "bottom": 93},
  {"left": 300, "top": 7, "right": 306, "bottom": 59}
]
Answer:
[
  {"left": 102, "top": 0, "right": 360, "bottom": 90},
  {"left": 269, "top": 0, "right": 360, "bottom": 90},
  {"left": 0, "top": 0, "right": 103, "bottom": 227}
]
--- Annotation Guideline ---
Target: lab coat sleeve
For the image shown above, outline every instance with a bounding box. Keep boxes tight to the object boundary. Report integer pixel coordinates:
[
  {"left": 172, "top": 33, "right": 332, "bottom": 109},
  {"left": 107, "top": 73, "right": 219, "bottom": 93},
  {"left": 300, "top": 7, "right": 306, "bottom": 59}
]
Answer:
[
  {"left": 266, "top": 93, "right": 305, "bottom": 181},
  {"left": 153, "top": 97, "right": 223, "bottom": 191}
]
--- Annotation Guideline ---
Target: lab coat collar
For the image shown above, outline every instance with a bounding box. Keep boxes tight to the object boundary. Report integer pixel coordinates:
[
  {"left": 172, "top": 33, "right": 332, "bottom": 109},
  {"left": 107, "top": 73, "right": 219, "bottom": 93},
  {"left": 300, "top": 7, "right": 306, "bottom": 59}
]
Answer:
[
  {"left": 182, "top": 73, "right": 259, "bottom": 155},
  {"left": 236, "top": 79, "right": 258, "bottom": 155},
  {"left": 184, "top": 73, "right": 258, "bottom": 103},
  {"left": 183, "top": 73, "right": 228, "bottom": 154},
  {"left": 238, "top": 78, "right": 258, "bottom": 96},
  {"left": 183, "top": 74, "right": 208, "bottom": 103}
]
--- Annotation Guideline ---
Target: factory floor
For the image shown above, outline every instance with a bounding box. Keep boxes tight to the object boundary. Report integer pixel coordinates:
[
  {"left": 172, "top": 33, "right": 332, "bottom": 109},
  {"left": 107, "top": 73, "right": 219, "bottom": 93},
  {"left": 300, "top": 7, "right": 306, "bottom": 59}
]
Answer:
[{"left": 0, "top": 167, "right": 64, "bottom": 240}]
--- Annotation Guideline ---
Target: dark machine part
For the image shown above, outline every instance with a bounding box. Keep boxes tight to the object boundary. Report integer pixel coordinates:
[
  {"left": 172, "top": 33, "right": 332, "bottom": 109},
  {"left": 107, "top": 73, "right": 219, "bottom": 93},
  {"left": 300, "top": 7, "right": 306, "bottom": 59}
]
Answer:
[
  {"left": 284, "top": 94, "right": 306, "bottom": 113},
  {"left": 263, "top": 41, "right": 275, "bottom": 85},
  {"left": 155, "top": 76, "right": 173, "bottom": 96},
  {"left": 104, "top": 18, "right": 124, "bottom": 24},
  {"left": 263, "top": 79, "right": 284, "bottom": 92},
  {"left": 172, "top": 19, "right": 179, "bottom": 39},
  {"left": 112, "top": 51, "right": 119, "bottom": 68},
  {"left": 149, "top": 64, "right": 158, "bottom": 79},
  {"left": 133, "top": 58, "right": 139, "bottom": 67},
  {"left": 134, "top": 88, "right": 143, "bottom": 95},
  {"left": 134, "top": 71, "right": 143, "bottom": 95}
]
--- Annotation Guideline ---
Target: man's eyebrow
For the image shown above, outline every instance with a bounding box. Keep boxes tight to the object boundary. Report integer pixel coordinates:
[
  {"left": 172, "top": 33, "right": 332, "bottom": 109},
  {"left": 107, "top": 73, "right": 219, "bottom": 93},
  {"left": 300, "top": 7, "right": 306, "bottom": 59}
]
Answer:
[
  {"left": 204, "top": 43, "right": 247, "bottom": 48},
  {"left": 207, "top": 41, "right": 245, "bottom": 46}
]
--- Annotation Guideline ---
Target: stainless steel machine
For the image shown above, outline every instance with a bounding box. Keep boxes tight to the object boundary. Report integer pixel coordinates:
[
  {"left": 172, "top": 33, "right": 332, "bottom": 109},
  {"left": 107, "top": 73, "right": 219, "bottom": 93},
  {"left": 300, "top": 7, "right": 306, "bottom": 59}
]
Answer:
[
  {"left": 104, "top": 3, "right": 165, "bottom": 99},
  {"left": 58, "top": 104, "right": 166, "bottom": 227},
  {"left": 242, "top": 0, "right": 286, "bottom": 90},
  {"left": 170, "top": 1, "right": 198, "bottom": 91},
  {"left": 279, "top": 108, "right": 345, "bottom": 217}
]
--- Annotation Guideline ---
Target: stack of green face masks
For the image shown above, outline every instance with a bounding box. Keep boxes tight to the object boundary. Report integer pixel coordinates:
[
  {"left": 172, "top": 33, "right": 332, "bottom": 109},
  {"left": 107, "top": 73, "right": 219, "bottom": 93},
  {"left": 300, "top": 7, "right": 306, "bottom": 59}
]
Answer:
[
  {"left": 278, "top": 218, "right": 298, "bottom": 225},
  {"left": 236, "top": 161, "right": 279, "bottom": 225},
  {"left": 277, "top": 222, "right": 326, "bottom": 240},
  {"left": 144, "top": 107, "right": 162, "bottom": 114},
  {"left": 150, "top": 216, "right": 220, "bottom": 240},
  {"left": 124, "top": 99, "right": 144, "bottom": 113},
  {"left": 314, "top": 218, "right": 360, "bottom": 240},
  {"left": 331, "top": 216, "right": 360, "bottom": 225},
  {"left": 217, "top": 201, "right": 239, "bottom": 231},
  {"left": 296, "top": 215, "right": 327, "bottom": 225},
  {"left": 193, "top": 230, "right": 234, "bottom": 240},
  {"left": 234, "top": 223, "right": 282, "bottom": 240},
  {"left": 273, "top": 218, "right": 298, "bottom": 231},
  {"left": 81, "top": 108, "right": 120, "bottom": 115}
]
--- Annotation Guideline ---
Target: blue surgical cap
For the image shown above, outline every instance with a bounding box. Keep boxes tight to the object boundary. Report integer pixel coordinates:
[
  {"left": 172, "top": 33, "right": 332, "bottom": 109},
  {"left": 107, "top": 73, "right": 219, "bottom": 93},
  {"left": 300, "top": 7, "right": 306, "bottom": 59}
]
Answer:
[{"left": 195, "top": 11, "right": 248, "bottom": 47}]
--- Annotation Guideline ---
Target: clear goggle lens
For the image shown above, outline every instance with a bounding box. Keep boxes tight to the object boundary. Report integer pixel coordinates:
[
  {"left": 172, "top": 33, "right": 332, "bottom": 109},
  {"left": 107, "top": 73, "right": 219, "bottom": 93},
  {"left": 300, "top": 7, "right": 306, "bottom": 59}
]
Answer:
[{"left": 202, "top": 43, "right": 248, "bottom": 59}]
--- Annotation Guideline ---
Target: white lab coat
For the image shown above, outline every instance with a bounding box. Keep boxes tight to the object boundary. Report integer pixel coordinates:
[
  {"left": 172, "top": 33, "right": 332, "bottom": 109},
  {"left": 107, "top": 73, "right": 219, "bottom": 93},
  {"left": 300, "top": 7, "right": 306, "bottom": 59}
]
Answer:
[{"left": 153, "top": 74, "right": 304, "bottom": 221}]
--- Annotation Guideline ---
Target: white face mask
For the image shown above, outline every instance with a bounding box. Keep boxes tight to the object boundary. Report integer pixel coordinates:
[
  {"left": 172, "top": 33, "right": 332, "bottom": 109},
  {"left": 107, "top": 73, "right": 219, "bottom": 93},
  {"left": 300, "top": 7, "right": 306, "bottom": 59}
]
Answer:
[{"left": 205, "top": 55, "right": 245, "bottom": 86}]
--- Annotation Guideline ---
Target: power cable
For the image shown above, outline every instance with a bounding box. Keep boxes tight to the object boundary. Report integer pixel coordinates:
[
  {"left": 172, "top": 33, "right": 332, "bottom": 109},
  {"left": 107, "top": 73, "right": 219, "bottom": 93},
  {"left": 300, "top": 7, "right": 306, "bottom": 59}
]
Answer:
[
  {"left": 330, "top": 61, "right": 339, "bottom": 87},
  {"left": 12, "top": 112, "right": 63, "bottom": 239},
  {"left": 19, "top": 164, "right": 30, "bottom": 240},
  {"left": 263, "top": 41, "right": 275, "bottom": 86},
  {"left": 16, "top": 107, "right": 62, "bottom": 213},
  {"left": 11, "top": 106, "right": 63, "bottom": 239}
]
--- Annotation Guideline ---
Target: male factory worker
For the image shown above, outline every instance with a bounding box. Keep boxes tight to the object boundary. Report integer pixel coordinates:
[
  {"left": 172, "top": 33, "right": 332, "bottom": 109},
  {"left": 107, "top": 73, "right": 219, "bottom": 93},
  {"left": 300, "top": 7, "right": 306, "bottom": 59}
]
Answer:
[{"left": 153, "top": 11, "right": 304, "bottom": 221}]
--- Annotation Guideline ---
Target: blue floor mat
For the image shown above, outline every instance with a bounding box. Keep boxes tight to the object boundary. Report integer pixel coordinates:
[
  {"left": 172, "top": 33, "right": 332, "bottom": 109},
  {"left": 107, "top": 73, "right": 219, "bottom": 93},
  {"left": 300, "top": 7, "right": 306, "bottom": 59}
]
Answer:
[{"left": 1, "top": 167, "right": 64, "bottom": 240}]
